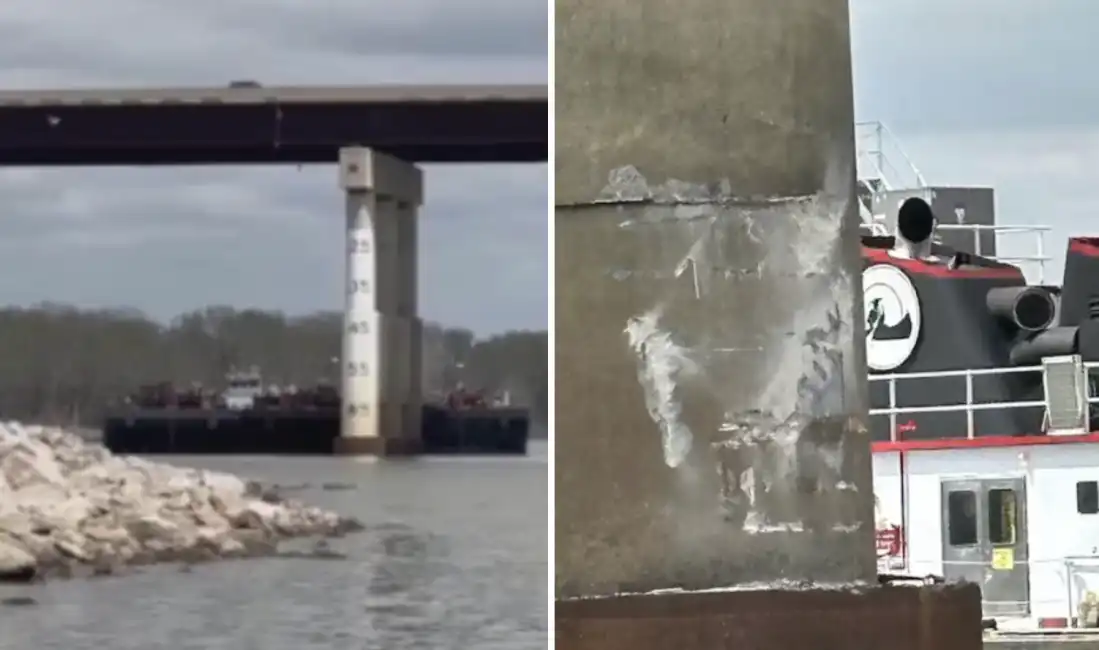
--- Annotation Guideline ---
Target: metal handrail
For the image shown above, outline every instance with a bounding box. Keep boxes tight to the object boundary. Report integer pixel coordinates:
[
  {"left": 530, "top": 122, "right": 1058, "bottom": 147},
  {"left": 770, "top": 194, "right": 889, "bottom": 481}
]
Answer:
[
  {"left": 936, "top": 223, "right": 1052, "bottom": 283},
  {"left": 869, "top": 363, "right": 1099, "bottom": 440},
  {"left": 856, "top": 120, "right": 928, "bottom": 190},
  {"left": 857, "top": 222, "right": 1052, "bottom": 283},
  {"left": 858, "top": 202, "right": 890, "bottom": 236},
  {"left": 891, "top": 555, "right": 1099, "bottom": 622}
]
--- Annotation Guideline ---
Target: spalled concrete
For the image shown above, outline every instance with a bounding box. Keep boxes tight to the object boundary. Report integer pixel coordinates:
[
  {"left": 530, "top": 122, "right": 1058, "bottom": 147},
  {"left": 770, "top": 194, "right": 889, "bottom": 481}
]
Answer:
[
  {"left": 0, "top": 423, "right": 362, "bottom": 582},
  {"left": 555, "top": 0, "right": 875, "bottom": 598}
]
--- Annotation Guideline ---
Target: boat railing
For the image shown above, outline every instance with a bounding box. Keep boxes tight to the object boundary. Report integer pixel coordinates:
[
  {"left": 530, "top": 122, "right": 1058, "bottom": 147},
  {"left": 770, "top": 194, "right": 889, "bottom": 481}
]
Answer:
[
  {"left": 856, "top": 120, "right": 925, "bottom": 237},
  {"left": 869, "top": 361, "right": 1099, "bottom": 441},
  {"left": 896, "top": 554, "right": 1099, "bottom": 626},
  {"left": 857, "top": 222, "right": 1053, "bottom": 283},
  {"left": 937, "top": 223, "right": 1053, "bottom": 284},
  {"left": 856, "top": 121, "right": 928, "bottom": 192}
]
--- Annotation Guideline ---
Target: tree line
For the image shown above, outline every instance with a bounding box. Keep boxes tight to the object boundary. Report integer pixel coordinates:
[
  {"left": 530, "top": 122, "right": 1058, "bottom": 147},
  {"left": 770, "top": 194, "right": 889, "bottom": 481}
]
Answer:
[{"left": 0, "top": 304, "right": 547, "bottom": 434}]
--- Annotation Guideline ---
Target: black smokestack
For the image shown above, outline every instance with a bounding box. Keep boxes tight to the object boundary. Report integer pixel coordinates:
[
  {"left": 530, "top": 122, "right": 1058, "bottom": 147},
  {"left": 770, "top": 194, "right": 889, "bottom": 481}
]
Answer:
[
  {"left": 894, "top": 197, "right": 936, "bottom": 259},
  {"left": 1060, "top": 238, "right": 1099, "bottom": 327}
]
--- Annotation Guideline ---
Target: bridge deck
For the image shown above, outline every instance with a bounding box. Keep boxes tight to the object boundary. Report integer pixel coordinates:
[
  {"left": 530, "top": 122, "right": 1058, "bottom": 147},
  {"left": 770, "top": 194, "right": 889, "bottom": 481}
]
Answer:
[
  {"left": 0, "top": 84, "right": 548, "bottom": 164},
  {"left": 0, "top": 84, "right": 546, "bottom": 106}
]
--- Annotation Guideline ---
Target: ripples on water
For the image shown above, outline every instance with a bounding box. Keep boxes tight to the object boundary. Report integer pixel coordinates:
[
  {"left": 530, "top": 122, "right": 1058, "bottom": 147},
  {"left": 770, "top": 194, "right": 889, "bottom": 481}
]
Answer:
[{"left": 0, "top": 442, "right": 547, "bottom": 650}]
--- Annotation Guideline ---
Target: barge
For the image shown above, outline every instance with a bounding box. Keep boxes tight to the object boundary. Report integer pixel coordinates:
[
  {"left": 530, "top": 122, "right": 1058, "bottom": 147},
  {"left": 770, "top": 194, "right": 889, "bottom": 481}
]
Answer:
[{"left": 102, "top": 369, "right": 529, "bottom": 456}]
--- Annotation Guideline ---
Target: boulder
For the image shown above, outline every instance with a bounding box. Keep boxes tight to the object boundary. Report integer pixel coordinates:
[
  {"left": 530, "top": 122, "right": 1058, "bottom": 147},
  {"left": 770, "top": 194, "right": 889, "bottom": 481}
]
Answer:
[
  {"left": 0, "top": 422, "right": 363, "bottom": 582},
  {"left": 0, "top": 534, "right": 36, "bottom": 582}
]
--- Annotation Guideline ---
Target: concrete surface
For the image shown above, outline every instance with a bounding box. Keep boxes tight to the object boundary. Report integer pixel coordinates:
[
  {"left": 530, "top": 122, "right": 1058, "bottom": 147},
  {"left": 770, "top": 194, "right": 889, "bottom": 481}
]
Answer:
[{"left": 555, "top": 0, "right": 875, "bottom": 598}]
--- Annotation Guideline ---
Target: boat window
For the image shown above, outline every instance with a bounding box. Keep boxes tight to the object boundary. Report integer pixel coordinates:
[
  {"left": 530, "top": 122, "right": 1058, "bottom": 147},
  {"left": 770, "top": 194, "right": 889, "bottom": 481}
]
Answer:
[
  {"left": 947, "top": 490, "right": 978, "bottom": 546},
  {"left": 988, "top": 488, "right": 1017, "bottom": 546},
  {"left": 1078, "top": 481, "right": 1099, "bottom": 515}
]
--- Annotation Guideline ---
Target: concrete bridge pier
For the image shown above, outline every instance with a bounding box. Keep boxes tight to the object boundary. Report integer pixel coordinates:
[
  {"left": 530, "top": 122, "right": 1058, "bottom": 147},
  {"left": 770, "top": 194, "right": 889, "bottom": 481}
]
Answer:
[
  {"left": 554, "top": 0, "right": 983, "bottom": 647},
  {"left": 333, "top": 146, "right": 424, "bottom": 456}
]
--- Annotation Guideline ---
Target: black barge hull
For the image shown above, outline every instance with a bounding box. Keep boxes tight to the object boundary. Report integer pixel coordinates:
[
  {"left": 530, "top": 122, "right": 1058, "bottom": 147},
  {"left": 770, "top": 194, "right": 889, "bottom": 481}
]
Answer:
[{"left": 102, "top": 405, "right": 529, "bottom": 456}]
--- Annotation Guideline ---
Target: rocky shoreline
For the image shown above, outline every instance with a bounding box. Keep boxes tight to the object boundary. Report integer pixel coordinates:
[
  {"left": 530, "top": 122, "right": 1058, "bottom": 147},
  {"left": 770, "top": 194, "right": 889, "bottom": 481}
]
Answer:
[{"left": 0, "top": 423, "right": 363, "bottom": 583}]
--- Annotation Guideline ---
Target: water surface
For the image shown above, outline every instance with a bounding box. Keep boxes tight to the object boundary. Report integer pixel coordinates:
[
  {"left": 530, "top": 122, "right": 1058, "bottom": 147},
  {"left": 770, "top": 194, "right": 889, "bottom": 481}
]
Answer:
[{"left": 0, "top": 442, "right": 547, "bottom": 650}]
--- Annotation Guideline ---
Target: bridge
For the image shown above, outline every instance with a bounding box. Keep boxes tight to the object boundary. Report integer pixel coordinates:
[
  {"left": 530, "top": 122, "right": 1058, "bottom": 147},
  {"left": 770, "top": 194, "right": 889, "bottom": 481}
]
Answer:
[
  {"left": 0, "top": 84, "right": 547, "bottom": 164},
  {"left": 0, "top": 84, "right": 549, "bottom": 456}
]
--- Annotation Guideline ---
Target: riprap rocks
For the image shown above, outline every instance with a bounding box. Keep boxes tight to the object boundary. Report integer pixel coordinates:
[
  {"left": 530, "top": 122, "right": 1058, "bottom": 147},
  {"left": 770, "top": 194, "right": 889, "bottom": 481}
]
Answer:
[{"left": 0, "top": 423, "right": 361, "bottom": 582}]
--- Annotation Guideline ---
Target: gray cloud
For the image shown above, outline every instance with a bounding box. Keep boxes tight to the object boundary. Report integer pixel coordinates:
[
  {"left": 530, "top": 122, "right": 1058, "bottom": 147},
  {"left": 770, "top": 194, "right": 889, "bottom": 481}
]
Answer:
[
  {"left": 0, "top": 0, "right": 547, "bottom": 334},
  {"left": 0, "top": 0, "right": 547, "bottom": 85},
  {"left": 853, "top": 0, "right": 1097, "bottom": 133}
]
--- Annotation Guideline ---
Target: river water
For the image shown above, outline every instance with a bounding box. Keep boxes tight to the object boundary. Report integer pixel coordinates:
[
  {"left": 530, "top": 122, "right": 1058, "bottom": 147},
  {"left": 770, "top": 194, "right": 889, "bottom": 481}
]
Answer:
[{"left": 0, "top": 442, "right": 548, "bottom": 650}]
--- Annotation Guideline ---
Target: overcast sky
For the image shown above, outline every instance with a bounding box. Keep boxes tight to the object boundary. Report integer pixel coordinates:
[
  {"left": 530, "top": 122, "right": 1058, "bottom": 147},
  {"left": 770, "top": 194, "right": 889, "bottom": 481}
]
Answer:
[
  {"left": 0, "top": 0, "right": 547, "bottom": 335},
  {"left": 852, "top": 0, "right": 1093, "bottom": 284},
  {"left": 0, "top": 2, "right": 1087, "bottom": 333}
]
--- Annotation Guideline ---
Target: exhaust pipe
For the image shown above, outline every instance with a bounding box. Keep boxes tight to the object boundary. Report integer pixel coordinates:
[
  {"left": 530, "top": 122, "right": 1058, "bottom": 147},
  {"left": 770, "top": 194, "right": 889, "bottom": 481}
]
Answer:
[
  {"left": 989, "top": 285, "right": 1074, "bottom": 366},
  {"left": 1009, "top": 327, "right": 1078, "bottom": 366},
  {"left": 987, "top": 286, "right": 1058, "bottom": 333},
  {"left": 892, "top": 197, "right": 937, "bottom": 260}
]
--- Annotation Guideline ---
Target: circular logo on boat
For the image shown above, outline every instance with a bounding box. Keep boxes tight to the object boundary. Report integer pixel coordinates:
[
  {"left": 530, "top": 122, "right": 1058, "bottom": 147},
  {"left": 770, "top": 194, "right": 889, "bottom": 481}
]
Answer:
[{"left": 863, "top": 264, "right": 921, "bottom": 371}]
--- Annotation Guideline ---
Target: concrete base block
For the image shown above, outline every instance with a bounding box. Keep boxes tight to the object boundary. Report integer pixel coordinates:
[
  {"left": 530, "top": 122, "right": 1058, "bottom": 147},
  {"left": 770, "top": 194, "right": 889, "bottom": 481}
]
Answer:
[
  {"left": 332, "top": 436, "right": 422, "bottom": 456},
  {"left": 377, "top": 401, "right": 405, "bottom": 442},
  {"left": 402, "top": 402, "right": 422, "bottom": 444},
  {"left": 555, "top": 583, "right": 983, "bottom": 650}
]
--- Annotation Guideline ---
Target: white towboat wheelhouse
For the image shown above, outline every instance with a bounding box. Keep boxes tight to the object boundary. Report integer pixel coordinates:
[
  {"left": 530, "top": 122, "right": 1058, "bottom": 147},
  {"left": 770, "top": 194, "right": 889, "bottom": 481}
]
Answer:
[
  {"left": 873, "top": 416, "right": 1099, "bottom": 631},
  {"left": 857, "top": 122, "right": 1099, "bottom": 631}
]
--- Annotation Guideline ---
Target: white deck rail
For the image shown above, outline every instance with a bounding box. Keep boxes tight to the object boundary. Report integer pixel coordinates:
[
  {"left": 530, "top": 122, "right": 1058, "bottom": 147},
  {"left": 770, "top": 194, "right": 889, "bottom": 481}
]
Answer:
[
  {"left": 857, "top": 222, "right": 1053, "bottom": 283},
  {"left": 869, "top": 362, "right": 1099, "bottom": 441},
  {"left": 856, "top": 121, "right": 927, "bottom": 192},
  {"left": 937, "top": 223, "right": 1053, "bottom": 283},
  {"left": 856, "top": 120, "right": 925, "bottom": 237}
]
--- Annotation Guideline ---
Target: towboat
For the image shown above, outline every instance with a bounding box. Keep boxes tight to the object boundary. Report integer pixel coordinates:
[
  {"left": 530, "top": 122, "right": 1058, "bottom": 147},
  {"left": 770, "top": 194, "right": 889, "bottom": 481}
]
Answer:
[{"left": 858, "top": 122, "right": 1099, "bottom": 632}]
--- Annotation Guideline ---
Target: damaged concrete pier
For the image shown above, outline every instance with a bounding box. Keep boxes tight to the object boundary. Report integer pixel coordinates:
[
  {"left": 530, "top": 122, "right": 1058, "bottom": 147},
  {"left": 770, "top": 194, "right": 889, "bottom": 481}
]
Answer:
[
  {"left": 554, "top": 0, "right": 984, "bottom": 647},
  {"left": 557, "top": 0, "right": 874, "bottom": 598}
]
